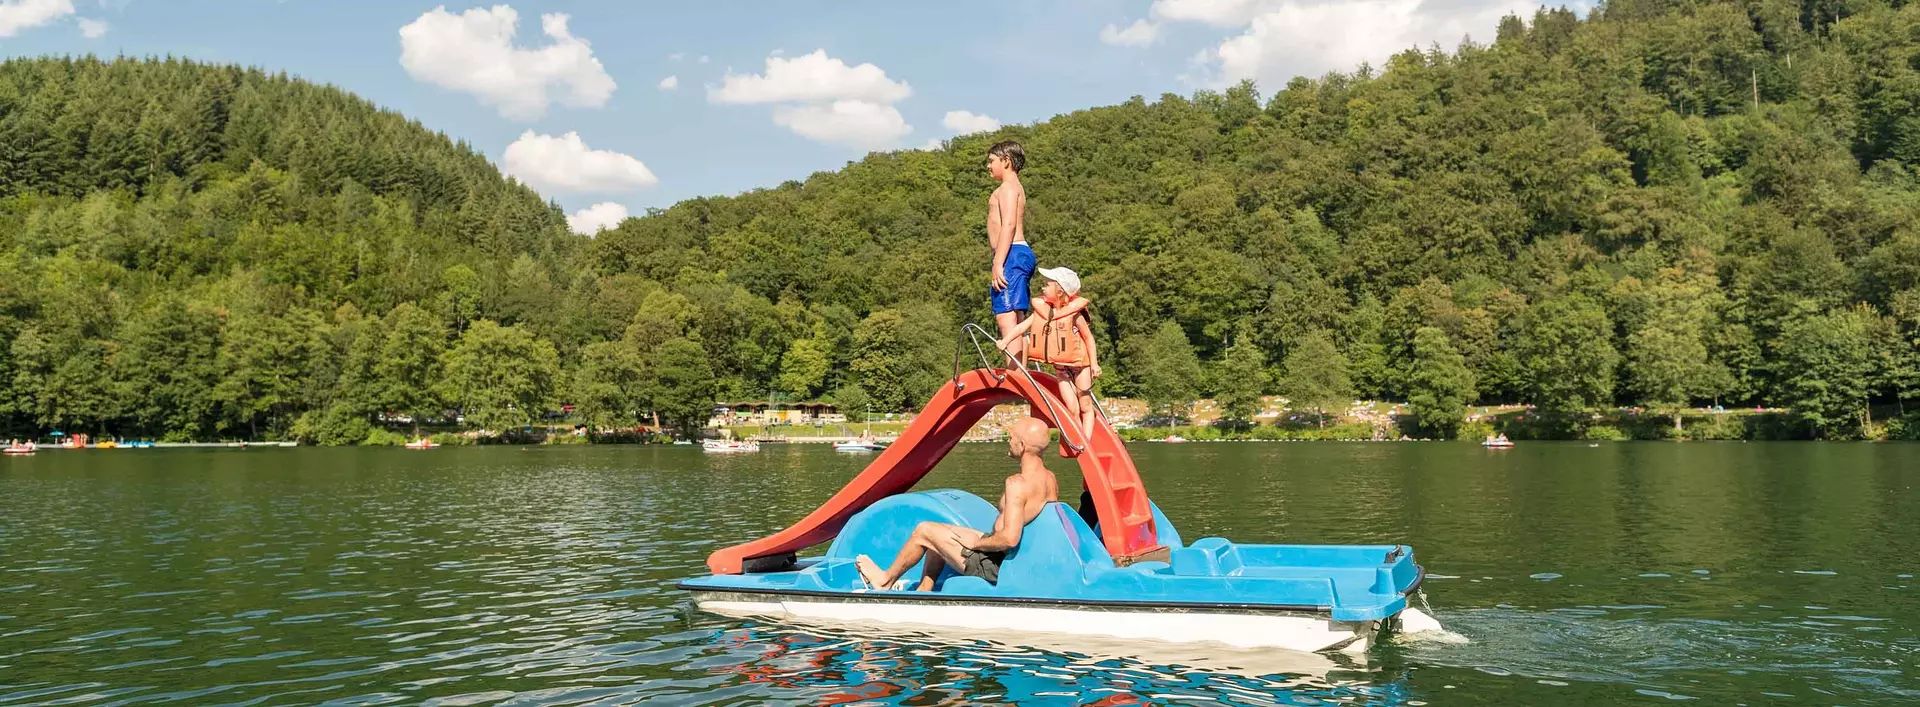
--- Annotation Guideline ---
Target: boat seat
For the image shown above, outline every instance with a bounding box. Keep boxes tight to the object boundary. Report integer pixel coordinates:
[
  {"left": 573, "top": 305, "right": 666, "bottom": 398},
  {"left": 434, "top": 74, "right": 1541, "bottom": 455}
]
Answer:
[
  {"left": 1171, "top": 537, "right": 1246, "bottom": 577},
  {"left": 824, "top": 490, "right": 999, "bottom": 573}
]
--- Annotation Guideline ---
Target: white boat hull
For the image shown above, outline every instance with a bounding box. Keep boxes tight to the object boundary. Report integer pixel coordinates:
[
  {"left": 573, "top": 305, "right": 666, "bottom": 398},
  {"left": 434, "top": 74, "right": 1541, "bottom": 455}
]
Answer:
[{"left": 691, "top": 590, "right": 1439, "bottom": 654}]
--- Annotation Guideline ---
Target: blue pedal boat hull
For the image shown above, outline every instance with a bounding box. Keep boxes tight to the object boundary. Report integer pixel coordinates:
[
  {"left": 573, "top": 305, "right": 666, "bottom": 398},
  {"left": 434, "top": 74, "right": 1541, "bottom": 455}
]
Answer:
[{"left": 680, "top": 490, "right": 1429, "bottom": 652}]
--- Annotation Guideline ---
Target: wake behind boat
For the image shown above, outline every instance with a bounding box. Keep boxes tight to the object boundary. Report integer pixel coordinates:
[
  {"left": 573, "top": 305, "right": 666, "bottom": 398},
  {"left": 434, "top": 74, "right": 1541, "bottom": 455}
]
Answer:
[{"left": 681, "top": 335, "right": 1442, "bottom": 655}]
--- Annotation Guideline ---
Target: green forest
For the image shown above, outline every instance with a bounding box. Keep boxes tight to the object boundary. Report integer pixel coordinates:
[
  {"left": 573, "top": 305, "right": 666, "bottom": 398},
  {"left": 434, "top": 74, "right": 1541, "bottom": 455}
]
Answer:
[{"left": 4, "top": 0, "right": 1920, "bottom": 442}]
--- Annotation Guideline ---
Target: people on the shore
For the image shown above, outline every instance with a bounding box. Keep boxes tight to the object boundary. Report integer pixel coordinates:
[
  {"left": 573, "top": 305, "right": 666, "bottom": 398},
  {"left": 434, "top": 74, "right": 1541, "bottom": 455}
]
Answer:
[
  {"left": 986, "top": 141, "right": 1034, "bottom": 361},
  {"left": 997, "top": 267, "right": 1101, "bottom": 437},
  {"left": 855, "top": 417, "right": 1058, "bottom": 589}
]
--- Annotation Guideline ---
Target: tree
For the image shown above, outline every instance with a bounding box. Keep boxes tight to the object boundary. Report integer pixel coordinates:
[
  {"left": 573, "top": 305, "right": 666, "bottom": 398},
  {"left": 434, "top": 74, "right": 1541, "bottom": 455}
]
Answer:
[
  {"left": 1212, "top": 336, "right": 1269, "bottom": 429},
  {"left": 1773, "top": 306, "right": 1886, "bottom": 438},
  {"left": 1626, "top": 317, "right": 1712, "bottom": 434},
  {"left": 648, "top": 337, "right": 715, "bottom": 435},
  {"left": 375, "top": 302, "right": 447, "bottom": 433},
  {"left": 1280, "top": 330, "right": 1353, "bottom": 428},
  {"left": 439, "top": 264, "right": 482, "bottom": 331},
  {"left": 568, "top": 341, "right": 646, "bottom": 433},
  {"left": 213, "top": 309, "right": 326, "bottom": 439},
  {"left": 1517, "top": 296, "right": 1618, "bottom": 422},
  {"left": 437, "top": 320, "right": 560, "bottom": 434},
  {"left": 1405, "top": 327, "right": 1477, "bottom": 438},
  {"left": 114, "top": 299, "right": 222, "bottom": 440},
  {"left": 850, "top": 310, "right": 910, "bottom": 412},
  {"left": 777, "top": 330, "right": 834, "bottom": 400},
  {"left": 1130, "top": 321, "right": 1203, "bottom": 421}
]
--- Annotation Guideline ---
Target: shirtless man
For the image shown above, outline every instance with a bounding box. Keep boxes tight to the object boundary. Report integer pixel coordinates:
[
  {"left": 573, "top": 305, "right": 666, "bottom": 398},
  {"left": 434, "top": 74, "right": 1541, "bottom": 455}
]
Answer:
[
  {"left": 855, "top": 417, "right": 1058, "bottom": 590},
  {"left": 986, "top": 141, "right": 1034, "bottom": 363}
]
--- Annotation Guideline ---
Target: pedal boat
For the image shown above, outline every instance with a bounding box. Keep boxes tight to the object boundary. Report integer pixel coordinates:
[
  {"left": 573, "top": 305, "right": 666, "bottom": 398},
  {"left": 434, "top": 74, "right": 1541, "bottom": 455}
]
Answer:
[
  {"left": 681, "top": 489, "right": 1430, "bottom": 653},
  {"left": 680, "top": 362, "right": 1437, "bottom": 654}
]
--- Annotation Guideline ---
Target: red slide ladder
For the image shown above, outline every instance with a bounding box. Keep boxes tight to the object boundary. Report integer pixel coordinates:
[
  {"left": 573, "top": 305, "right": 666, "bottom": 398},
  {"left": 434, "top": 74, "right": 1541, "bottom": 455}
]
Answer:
[{"left": 705, "top": 363, "right": 1165, "bottom": 575}]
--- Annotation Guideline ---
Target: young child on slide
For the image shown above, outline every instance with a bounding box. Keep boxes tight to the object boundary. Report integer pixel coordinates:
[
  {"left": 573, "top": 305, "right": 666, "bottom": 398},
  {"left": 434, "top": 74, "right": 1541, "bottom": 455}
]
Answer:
[{"left": 997, "top": 267, "right": 1101, "bottom": 437}]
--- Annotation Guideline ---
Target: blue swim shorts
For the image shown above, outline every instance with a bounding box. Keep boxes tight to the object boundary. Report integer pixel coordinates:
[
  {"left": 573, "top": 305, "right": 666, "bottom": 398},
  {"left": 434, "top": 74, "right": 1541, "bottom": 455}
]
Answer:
[{"left": 992, "top": 243, "right": 1035, "bottom": 315}]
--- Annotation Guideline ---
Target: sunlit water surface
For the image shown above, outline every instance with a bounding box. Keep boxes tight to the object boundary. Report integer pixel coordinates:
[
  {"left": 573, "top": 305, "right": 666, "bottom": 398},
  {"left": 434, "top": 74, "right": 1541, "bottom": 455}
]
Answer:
[{"left": 2, "top": 442, "right": 1916, "bottom": 705}]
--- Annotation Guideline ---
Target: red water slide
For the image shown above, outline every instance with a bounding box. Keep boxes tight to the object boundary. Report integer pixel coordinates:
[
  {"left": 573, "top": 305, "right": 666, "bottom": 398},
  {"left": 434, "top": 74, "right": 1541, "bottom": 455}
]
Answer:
[{"left": 705, "top": 367, "right": 1164, "bottom": 574}]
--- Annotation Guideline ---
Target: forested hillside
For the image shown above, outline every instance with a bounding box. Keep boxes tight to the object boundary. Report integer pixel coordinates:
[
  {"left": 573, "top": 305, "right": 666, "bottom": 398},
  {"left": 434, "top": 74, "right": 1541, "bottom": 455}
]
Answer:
[
  {"left": 4, "top": 0, "right": 1920, "bottom": 442},
  {"left": 597, "top": 0, "right": 1920, "bottom": 439},
  {"left": 0, "top": 57, "right": 588, "bottom": 443}
]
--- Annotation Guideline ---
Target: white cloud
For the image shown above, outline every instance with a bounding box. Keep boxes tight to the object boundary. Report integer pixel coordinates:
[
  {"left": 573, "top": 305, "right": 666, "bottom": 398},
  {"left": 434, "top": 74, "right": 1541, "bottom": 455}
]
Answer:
[
  {"left": 657, "top": 75, "right": 678, "bottom": 91},
  {"left": 942, "top": 110, "right": 1001, "bottom": 134},
  {"left": 1100, "top": 19, "right": 1160, "bottom": 46},
  {"left": 920, "top": 138, "right": 945, "bottom": 151},
  {"left": 567, "top": 202, "right": 629, "bottom": 235},
  {"left": 503, "top": 130, "right": 659, "bottom": 193},
  {"left": 668, "top": 52, "right": 685, "bottom": 62},
  {"left": 0, "top": 0, "right": 74, "bottom": 37},
  {"left": 76, "top": 16, "right": 106, "bottom": 38},
  {"left": 1159, "top": 0, "right": 1542, "bottom": 88},
  {"left": 710, "top": 49, "right": 912, "bottom": 105},
  {"left": 1151, "top": 0, "right": 1267, "bottom": 26},
  {"left": 698, "top": 55, "right": 710, "bottom": 63},
  {"left": 772, "top": 100, "right": 912, "bottom": 150},
  {"left": 711, "top": 49, "right": 916, "bottom": 149},
  {"left": 398, "top": 5, "right": 616, "bottom": 121}
]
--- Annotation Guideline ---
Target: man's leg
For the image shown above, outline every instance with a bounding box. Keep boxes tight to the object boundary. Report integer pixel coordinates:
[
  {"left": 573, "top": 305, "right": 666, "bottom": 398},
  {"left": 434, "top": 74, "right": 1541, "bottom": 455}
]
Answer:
[
  {"left": 855, "top": 522, "right": 982, "bottom": 589},
  {"left": 996, "top": 311, "right": 1026, "bottom": 365}
]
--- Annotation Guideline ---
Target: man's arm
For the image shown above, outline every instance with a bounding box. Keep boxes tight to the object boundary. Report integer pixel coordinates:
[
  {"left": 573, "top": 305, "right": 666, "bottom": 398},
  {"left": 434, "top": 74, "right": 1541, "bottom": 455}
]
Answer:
[
  {"left": 967, "top": 482, "right": 1028, "bottom": 552},
  {"left": 988, "top": 191, "right": 1010, "bottom": 291}
]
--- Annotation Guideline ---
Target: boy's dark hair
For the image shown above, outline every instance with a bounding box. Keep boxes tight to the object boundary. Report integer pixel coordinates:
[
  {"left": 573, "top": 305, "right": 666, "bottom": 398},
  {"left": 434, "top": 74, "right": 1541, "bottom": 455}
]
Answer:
[{"left": 988, "top": 141, "right": 1025, "bottom": 173}]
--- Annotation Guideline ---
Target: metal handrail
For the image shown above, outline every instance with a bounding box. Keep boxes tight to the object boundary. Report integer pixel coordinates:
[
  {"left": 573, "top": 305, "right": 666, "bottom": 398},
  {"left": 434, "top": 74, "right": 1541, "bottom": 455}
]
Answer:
[{"left": 952, "top": 323, "right": 1085, "bottom": 453}]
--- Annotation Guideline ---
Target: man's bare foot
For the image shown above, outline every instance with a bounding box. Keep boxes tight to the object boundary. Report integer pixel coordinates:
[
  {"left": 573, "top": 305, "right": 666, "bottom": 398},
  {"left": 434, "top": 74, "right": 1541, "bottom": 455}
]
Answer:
[{"left": 854, "top": 555, "right": 891, "bottom": 590}]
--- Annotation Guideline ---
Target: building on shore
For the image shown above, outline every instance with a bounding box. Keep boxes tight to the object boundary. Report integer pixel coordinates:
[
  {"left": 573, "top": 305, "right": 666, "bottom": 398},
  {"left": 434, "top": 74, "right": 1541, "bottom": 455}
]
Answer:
[{"left": 708, "top": 401, "right": 845, "bottom": 427}]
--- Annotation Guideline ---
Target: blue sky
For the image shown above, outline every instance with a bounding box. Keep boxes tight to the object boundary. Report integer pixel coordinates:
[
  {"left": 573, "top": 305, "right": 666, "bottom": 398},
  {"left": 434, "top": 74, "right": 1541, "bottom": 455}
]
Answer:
[{"left": 1, "top": 0, "right": 1559, "bottom": 232}]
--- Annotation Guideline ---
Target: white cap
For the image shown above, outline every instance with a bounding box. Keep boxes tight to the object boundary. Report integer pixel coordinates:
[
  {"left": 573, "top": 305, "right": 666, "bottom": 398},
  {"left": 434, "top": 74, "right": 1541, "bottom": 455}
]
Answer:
[{"left": 1036, "top": 266, "right": 1081, "bottom": 295}]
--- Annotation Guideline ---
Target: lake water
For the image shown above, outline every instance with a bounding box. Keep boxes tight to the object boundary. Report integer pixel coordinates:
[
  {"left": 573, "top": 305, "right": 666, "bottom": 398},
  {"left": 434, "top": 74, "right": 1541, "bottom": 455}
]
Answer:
[{"left": 2, "top": 442, "right": 1916, "bottom": 706}]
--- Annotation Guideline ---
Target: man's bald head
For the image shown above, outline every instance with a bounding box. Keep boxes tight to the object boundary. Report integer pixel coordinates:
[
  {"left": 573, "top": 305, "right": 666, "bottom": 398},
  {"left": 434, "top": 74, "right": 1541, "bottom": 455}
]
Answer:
[{"left": 1006, "top": 417, "right": 1052, "bottom": 459}]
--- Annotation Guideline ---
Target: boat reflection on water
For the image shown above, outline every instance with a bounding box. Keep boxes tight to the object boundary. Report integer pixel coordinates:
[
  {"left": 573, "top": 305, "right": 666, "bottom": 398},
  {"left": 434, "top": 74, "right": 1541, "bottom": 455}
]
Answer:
[{"left": 701, "top": 615, "right": 1420, "bottom": 705}]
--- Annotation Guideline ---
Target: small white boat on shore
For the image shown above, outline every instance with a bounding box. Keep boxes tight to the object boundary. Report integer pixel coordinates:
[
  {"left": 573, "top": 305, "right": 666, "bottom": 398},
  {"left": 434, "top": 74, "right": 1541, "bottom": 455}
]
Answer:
[
  {"left": 1481, "top": 434, "right": 1514, "bottom": 448},
  {"left": 703, "top": 439, "right": 760, "bottom": 453},
  {"left": 404, "top": 438, "right": 439, "bottom": 449},
  {"left": 1162, "top": 435, "right": 1189, "bottom": 444}
]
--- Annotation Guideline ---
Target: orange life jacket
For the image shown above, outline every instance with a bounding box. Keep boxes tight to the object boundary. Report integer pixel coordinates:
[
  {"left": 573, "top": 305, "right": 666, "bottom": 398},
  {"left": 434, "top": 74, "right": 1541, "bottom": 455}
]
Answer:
[{"left": 1024, "top": 298, "right": 1090, "bottom": 367}]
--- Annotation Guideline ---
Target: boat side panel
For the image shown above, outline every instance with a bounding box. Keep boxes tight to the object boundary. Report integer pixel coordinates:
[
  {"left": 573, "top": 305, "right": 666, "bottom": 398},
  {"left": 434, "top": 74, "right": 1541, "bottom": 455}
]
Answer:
[{"left": 692, "top": 590, "right": 1369, "bottom": 653}]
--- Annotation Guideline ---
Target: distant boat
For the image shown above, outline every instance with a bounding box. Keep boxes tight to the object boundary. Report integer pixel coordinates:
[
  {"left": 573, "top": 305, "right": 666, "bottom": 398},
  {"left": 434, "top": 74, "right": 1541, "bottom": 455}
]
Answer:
[
  {"left": 94, "top": 440, "right": 118, "bottom": 449},
  {"left": 1482, "top": 434, "right": 1514, "bottom": 448},
  {"left": 672, "top": 439, "right": 694, "bottom": 446},
  {"left": 1162, "top": 435, "right": 1189, "bottom": 444},
  {"left": 404, "top": 438, "right": 439, "bottom": 450},
  {"left": 703, "top": 439, "right": 760, "bottom": 453},
  {"left": 123, "top": 440, "right": 155, "bottom": 449},
  {"left": 834, "top": 440, "right": 887, "bottom": 452},
  {"left": 3, "top": 441, "right": 36, "bottom": 456}
]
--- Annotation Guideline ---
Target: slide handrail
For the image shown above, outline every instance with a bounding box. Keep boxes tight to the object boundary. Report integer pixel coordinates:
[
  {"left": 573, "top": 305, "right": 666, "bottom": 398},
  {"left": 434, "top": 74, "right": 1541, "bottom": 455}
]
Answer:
[{"left": 952, "top": 323, "right": 1084, "bottom": 453}]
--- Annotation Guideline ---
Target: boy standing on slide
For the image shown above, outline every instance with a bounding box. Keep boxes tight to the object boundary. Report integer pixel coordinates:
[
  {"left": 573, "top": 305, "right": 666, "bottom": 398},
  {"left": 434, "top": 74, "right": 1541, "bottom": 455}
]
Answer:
[{"left": 986, "top": 141, "right": 1034, "bottom": 362}]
